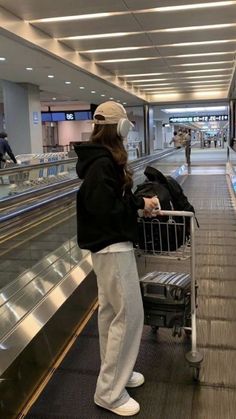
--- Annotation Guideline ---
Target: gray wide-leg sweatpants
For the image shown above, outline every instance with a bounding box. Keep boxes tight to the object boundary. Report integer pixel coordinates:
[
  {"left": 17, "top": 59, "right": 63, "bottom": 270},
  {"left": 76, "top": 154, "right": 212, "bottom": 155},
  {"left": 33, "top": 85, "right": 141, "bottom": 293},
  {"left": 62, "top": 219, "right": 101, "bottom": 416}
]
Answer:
[{"left": 91, "top": 250, "right": 144, "bottom": 409}]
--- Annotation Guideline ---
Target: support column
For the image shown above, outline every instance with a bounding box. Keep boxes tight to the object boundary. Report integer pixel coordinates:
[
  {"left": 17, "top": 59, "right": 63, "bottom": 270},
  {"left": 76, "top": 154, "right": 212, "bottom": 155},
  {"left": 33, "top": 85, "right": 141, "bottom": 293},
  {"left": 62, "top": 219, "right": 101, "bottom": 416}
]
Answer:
[
  {"left": 229, "top": 100, "right": 235, "bottom": 142},
  {"left": 144, "top": 104, "right": 154, "bottom": 156},
  {"left": 155, "top": 121, "right": 163, "bottom": 150},
  {"left": 2, "top": 81, "right": 43, "bottom": 155}
]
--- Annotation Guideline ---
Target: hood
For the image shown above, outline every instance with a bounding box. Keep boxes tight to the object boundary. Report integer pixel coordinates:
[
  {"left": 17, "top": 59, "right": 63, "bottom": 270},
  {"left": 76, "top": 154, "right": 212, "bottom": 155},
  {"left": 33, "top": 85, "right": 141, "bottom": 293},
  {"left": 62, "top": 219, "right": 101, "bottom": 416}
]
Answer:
[
  {"left": 74, "top": 142, "right": 112, "bottom": 179},
  {"left": 144, "top": 166, "right": 168, "bottom": 185}
]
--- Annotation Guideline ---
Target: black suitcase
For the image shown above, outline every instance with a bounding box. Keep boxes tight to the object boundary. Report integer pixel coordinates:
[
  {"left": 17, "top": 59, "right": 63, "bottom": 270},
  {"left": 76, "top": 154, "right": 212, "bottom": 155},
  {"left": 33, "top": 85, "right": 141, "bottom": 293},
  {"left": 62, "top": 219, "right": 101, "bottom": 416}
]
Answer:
[{"left": 140, "top": 271, "right": 191, "bottom": 337}]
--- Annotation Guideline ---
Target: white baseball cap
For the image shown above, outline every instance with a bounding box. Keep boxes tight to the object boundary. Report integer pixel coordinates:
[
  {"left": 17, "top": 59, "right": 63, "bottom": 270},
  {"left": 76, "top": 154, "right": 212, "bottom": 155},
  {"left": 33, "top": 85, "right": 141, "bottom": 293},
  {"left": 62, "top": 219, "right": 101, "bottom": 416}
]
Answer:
[{"left": 93, "top": 101, "right": 133, "bottom": 126}]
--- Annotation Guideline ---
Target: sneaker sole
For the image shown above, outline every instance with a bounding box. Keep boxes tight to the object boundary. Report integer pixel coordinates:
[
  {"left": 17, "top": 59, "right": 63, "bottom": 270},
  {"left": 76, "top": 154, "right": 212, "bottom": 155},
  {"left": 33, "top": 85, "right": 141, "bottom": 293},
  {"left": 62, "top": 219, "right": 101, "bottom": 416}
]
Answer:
[
  {"left": 95, "top": 401, "right": 140, "bottom": 416},
  {"left": 126, "top": 376, "right": 145, "bottom": 388}
]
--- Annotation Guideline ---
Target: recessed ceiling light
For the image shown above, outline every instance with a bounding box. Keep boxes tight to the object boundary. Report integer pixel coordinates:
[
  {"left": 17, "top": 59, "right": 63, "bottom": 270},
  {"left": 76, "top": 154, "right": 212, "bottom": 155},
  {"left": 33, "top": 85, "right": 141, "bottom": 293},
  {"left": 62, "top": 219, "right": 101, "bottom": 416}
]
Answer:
[
  {"left": 0, "top": 57, "right": 6, "bottom": 61},
  {"left": 52, "top": 97, "right": 57, "bottom": 101},
  {"left": 109, "top": 97, "right": 114, "bottom": 100},
  {"left": 123, "top": 102, "right": 127, "bottom": 105},
  {"left": 65, "top": 81, "right": 71, "bottom": 84},
  {"left": 26, "top": 67, "right": 33, "bottom": 71},
  {"left": 101, "top": 94, "right": 106, "bottom": 97},
  {"left": 91, "top": 90, "right": 96, "bottom": 93},
  {"left": 79, "top": 86, "right": 85, "bottom": 89},
  {"left": 48, "top": 74, "right": 54, "bottom": 78}
]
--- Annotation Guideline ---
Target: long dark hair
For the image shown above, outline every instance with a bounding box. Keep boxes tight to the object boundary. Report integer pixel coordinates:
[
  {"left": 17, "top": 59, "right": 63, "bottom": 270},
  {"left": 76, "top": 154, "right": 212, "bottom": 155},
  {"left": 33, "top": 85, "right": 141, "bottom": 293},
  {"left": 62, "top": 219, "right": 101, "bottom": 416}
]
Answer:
[{"left": 90, "top": 117, "right": 133, "bottom": 190}]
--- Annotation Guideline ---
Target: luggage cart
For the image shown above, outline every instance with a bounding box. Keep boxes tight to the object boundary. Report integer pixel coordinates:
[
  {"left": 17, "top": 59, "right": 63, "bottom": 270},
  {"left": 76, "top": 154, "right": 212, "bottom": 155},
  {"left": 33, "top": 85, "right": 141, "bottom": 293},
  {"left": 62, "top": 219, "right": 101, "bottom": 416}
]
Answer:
[{"left": 136, "top": 210, "right": 203, "bottom": 381}]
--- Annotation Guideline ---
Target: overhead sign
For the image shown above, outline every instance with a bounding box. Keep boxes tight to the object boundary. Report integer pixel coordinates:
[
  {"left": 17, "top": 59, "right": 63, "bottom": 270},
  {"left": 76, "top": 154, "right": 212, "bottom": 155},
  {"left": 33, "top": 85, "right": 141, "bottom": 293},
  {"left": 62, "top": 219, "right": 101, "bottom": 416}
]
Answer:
[
  {"left": 65, "top": 112, "right": 75, "bottom": 121},
  {"left": 169, "top": 115, "right": 228, "bottom": 123},
  {"left": 41, "top": 110, "right": 92, "bottom": 122}
]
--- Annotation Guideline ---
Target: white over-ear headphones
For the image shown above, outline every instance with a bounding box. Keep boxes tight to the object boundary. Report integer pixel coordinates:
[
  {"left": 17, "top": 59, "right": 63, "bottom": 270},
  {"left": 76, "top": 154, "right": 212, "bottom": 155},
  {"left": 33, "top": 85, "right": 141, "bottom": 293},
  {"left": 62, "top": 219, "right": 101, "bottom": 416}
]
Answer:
[{"left": 117, "top": 118, "right": 133, "bottom": 138}]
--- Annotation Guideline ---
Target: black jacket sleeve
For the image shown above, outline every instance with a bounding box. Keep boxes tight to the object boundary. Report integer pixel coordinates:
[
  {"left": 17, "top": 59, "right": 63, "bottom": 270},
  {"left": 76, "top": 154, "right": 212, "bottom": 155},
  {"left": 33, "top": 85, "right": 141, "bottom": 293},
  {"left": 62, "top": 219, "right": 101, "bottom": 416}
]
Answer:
[
  {"left": 5, "top": 142, "right": 17, "bottom": 163},
  {"left": 81, "top": 158, "right": 144, "bottom": 217}
]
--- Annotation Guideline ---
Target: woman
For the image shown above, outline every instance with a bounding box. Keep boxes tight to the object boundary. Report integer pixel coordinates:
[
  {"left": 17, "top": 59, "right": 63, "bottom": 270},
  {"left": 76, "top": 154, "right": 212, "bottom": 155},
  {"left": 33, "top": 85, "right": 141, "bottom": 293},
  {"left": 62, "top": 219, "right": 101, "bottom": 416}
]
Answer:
[{"left": 75, "top": 101, "right": 158, "bottom": 416}]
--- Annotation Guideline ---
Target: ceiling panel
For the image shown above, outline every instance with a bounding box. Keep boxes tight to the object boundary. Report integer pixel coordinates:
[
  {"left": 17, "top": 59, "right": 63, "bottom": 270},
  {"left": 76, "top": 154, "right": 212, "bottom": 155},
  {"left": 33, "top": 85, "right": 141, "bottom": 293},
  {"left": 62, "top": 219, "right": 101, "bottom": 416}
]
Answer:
[
  {"left": 0, "top": 0, "right": 128, "bottom": 20},
  {"left": 0, "top": 35, "right": 144, "bottom": 105},
  {"left": 62, "top": 34, "right": 151, "bottom": 51},
  {"left": 33, "top": 15, "right": 141, "bottom": 38},
  {"left": 147, "top": 27, "right": 236, "bottom": 45},
  {"left": 125, "top": 0, "right": 230, "bottom": 8},
  {"left": 133, "top": 7, "right": 236, "bottom": 30},
  {"left": 0, "top": 0, "right": 235, "bottom": 103},
  {"left": 153, "top": 43, "right": 236, "bottom": 57}
]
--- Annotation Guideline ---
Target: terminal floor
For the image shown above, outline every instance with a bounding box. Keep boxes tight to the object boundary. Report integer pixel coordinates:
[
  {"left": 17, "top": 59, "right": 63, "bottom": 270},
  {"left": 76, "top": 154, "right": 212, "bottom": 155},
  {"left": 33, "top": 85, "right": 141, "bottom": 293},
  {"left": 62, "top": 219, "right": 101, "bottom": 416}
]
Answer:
[{"left": 26, "top": 151, "right": 236, "bottom": 419}]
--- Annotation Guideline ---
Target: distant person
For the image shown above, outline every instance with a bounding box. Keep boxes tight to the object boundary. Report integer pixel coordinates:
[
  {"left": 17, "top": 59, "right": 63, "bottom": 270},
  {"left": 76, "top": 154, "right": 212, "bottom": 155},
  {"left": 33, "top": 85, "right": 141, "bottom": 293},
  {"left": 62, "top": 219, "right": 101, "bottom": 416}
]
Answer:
[
  {"left": 213, "top": 136, "right": 217, "bottom": 148},
  {"left": 0, "top": 132, "right": 17, "bottom": 168},
  {"left": 169, "top": 131, "right": 182, "bottom": 149},
  {"left": 75, "top": 101, "right": 158, "bottom": 416},
  {"left": 183, "top": 129, "right": 191, "bottom": 165}
]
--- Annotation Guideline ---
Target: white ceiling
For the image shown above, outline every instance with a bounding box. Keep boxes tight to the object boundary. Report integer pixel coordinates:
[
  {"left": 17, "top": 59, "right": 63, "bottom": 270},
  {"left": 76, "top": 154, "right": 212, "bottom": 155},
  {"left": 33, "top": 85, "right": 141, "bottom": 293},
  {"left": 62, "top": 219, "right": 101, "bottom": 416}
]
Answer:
[{"left": 0, "top": 0, "right": 236, "bottom": 106}]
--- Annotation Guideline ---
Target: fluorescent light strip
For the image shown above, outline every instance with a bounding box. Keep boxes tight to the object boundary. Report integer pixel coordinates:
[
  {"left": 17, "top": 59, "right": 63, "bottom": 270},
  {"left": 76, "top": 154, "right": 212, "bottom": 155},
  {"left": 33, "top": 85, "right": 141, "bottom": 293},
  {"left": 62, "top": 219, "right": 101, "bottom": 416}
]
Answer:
[
  {"left": 29, "top": 2, "right": 236, "bottom": 23},
  {"left": 162, "top": 39, "right": 236, "bottom": 47},
  {"left": 131, "top": 75, "right": 230, "bottom": 82},
  {"left": 122, "top": 68, "right": 232, "bottom": 77},
  {"left": 80, "top": 46, "right": 151, "bottom": 53},
  {"left": 147, "top": 88, "right": 227, "bottom": 95},
  {"left": 123, "top": 72, "right": 169, "bottom": 77},
  {"left": 170, "top": 52, "right": 235, "bottom": 58},
  {"left": 146, "top": 1, "right": 236, "bottom": 12},
  {"left": 172, "top": 61, "right": 234, "bottom": 66},
  {"left": 138, "top": 80, "right": 229, "bottom": 86},
  {"left": 29, "top": 11, "right": 127, "bottom": 23},
  {"left": 161, "top": 106, "right": 227, "bottom": 112},
  {"left": 151, "top": 81, "right": 229, "bottom": 87},
  {"left": 163, "top": 23, "right": 234, "bottom": 32},
  {"left": 57, "top": 23, "right": 236, "bottom": 41},
  {"left": 182, "top": 74, "right": 230, "bottom": 79},
  {"left": 179, "top": 68, "right": 233, "bottom": 73},
  {"left": 97, "top": 57, "right": 162, "bottom": 63},
  {"left": 80, "top": 39, "right": 236, "bottom": 54},
  {"left": 97, "top": 52, "right": 235, "bottom": 64},
  {"left": 131, "top": 78, "right": 169, "bottom": 82},
  {"left": 143, "top": 85, "right": 228, "bottom": 91},
  {"left": 57, "top": 32, "right": 139, "bottom": 40}
]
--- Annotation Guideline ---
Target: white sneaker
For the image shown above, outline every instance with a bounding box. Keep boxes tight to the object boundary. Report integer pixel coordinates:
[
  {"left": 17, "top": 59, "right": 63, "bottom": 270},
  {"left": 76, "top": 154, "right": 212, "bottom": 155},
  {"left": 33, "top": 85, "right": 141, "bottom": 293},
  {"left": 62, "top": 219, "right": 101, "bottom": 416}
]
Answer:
[
  {"left": 126, "top": 372, "right": 145, "bottom": 388},
  {"left": 95, "top": 397, "right": 140, "bottom": 417}
]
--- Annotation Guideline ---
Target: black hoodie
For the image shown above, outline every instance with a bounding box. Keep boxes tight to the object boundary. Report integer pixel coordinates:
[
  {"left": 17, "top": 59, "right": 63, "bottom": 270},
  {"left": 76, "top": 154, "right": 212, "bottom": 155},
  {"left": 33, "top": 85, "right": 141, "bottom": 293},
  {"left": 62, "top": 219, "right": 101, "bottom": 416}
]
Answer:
[{"left": 75, "top": 142, "right": 144, "bottom": 252}]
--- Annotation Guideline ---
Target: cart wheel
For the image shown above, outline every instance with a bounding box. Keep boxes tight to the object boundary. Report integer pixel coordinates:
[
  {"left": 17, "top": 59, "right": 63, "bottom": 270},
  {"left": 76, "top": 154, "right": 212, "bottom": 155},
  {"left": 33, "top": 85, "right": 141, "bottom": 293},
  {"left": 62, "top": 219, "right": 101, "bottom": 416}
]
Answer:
[
  {"left": 173, "top": 325, "right": 182, "bottom": 338},
  {"left": 192, "top": 366, "right": 200, "bottom": 382},
  {"left": 151, "top": 326, "right": 159, "bottom": 334}
]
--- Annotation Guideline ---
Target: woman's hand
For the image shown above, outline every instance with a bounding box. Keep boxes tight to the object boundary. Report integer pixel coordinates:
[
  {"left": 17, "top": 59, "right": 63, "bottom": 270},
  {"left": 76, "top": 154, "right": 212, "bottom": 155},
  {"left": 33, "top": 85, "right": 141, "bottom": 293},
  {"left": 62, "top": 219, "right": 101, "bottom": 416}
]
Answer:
[{"left": 143, "top": 196, "right": 161, "bottom": 217}]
